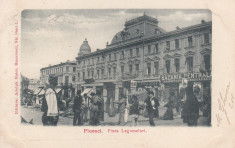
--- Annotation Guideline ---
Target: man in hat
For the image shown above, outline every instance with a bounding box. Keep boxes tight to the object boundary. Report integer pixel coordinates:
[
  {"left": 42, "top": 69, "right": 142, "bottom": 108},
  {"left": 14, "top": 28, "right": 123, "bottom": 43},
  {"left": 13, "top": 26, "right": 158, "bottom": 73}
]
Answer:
[
  {"left": 144, "top": 91, "right": 159, "bottom": 126},
  {"left": 73, "top": 90, "right": 83, "bottom": 126}
]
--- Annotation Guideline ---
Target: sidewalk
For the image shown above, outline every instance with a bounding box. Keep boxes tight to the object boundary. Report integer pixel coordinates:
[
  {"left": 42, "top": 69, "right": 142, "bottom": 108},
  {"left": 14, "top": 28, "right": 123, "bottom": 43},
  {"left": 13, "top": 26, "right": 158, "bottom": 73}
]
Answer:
[{"left": 21, "top": 106, "right": 210, "bottom": 126}]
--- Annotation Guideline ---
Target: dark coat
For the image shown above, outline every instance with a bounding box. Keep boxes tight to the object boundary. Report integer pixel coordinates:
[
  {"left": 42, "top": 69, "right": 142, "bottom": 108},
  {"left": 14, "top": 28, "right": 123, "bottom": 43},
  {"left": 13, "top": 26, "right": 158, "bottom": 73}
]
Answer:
[
  {"left": 73, "top": 95, "right": 83, "bottom": 112},
  {"left": 145, "top": 96, "right": 159, "bottom": 112},
  {"left": 129, "top": 100, "right": 139, "bottom": 115},
  {"left": 181, "top": 93, "right": 199, "bottom": 122}
]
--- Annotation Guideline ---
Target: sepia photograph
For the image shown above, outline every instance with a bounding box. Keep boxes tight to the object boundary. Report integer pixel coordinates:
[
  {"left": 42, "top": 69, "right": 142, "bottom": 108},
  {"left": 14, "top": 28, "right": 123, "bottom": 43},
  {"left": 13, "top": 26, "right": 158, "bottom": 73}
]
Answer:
[{"left": 20, "top": 9, "right": 212, "bottom": 127}]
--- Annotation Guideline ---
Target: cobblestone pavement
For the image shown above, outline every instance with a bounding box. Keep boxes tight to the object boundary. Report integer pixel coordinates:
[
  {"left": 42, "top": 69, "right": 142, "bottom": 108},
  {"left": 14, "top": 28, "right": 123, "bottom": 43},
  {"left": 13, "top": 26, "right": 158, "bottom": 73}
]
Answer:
[{"left": 21, "top": 106, "right": 209, "bottom": 126}]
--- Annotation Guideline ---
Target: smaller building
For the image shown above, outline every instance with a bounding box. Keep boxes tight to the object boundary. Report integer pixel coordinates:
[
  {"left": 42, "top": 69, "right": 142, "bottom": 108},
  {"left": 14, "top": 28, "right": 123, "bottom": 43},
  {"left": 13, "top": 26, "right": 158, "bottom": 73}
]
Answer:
[{"left": 40, "top": 60, "right": 77, "bottom": 97}]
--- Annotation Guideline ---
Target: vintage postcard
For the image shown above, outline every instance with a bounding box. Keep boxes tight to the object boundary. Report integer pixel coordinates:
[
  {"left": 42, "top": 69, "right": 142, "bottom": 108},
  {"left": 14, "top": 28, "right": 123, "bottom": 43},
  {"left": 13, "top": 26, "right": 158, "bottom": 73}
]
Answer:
[{"left": 0, "top": 0, "right": 235, "bottom": 148}]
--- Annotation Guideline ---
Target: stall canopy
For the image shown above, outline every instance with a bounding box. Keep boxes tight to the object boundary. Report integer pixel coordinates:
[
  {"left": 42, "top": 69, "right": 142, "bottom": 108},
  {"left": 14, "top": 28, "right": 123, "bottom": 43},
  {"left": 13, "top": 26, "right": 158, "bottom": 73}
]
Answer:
[{"left": 81, "top": 88, "right": 95, "bottom": 97}]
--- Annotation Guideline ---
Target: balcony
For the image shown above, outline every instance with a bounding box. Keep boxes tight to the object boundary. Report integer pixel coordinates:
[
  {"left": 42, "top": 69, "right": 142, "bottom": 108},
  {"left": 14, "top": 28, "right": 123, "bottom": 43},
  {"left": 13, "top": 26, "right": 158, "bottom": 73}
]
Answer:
[{"left": 121, "top": 73, "right": 138, "bottom": 80}]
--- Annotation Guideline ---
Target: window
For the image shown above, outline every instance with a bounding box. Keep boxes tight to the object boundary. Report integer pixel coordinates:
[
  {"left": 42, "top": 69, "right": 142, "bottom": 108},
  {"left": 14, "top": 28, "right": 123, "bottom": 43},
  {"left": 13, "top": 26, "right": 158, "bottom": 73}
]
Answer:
[
  {"left": 78, "top": 61, "right": 81, "bottom": 65},
  {"left": 148, "top": 45, "right": 151, "bottom": 54},
  {"left": 129, "top": 65, "right": 132, "bottom": 74},
  {"left": 88, "top": 59, "right": 90, "bottom": 65},
  {"left": 121, "top": 51, "right": 124, "bottom": 59},
  {"left": 113, "top": 67, "right": 116, "bottom": 77},
  {"left": 121, "top": 65, "right": 124, "bottom": 74},
  {"left": 73, "top": 67, "right": 76, "bottom": 72},
  {"left": 92, "top": 59, "right": 94, "bottom": 65},
  {"left": 130, "top": 49, "right": 133, "bottom": 57},
  {"left": 83, "top": 72, "right": 85, "bottom": 80},
  {"left": 91, "top": 71, "right": 94, "bottom": 78},
  {"left": 166, "top": 41, "right": 170, "bottom": 51},
  {"left": 186, "top": 57, "right": 193, "bottom": 72},
  {"left": 188, "top": 36, "right": 193, "bottom": 47},
  {"left": 155, "top": 44, "right": 159, "bottom": 53},
  {"left": 78, "top": 73, "right": 80, "bottom": 80},
  {"left": 97, "top": 70, "right": 99, "bottom": 79},
  {"left": 97, "top": 57, "right": 99, "bottom": 62},
  {"left": 88, "top": 71, "right": 90, "bottom": 77},
  {"left": 166, "top": 60, "right": 171, "bottom": 74},
  {"left": 66, "top": 67, "right": 69, "bottom": 72},
  {"left": 204, "top": 33, "right": 209, "bottom": 44},
  {"left": 108, "top": 68, "right": 111, "bottom": 77},
  {"left": 174, "top": 59, "right": 180, "bottom": 73},
  {"left": 136, "top": 48, "right": 139, "bottom": 56},
  {"left": 102, "top": 56, "right": 105, "bottom": 62},
  {"left": 175, "top": 39, "right": 179, "bottom": 49},
  {"left": 147, "top": 63, "right": 151, "bottom": 75},
  {"left": 114, "top": 53, "right": 116, "bottom": 60},
  {"left": 135, "top": 64, "right": 139, "bottom": 73},
  {"left": 72, "top": 76, "right": 75, "bottom": 82},
  {"left": 101, "top": 69, "right": 104, "bottom": 75},
  {"left": 204, "top": 55, "right": 211, "bottom": 71},
  {"left": 83, "top": 60, "right": 85, "bottom": 65},
  {"left": 109, "top": 54, "right": 111, "bottom": 61},
  {"left": 154, "top": 61, "right": 159, "bottom": 75}
]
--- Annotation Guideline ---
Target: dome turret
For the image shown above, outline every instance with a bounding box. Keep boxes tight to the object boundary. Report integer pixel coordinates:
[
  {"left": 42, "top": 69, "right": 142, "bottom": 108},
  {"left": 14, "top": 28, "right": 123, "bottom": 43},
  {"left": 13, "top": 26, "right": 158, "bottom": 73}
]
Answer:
[{"left": 78, "top": 38, "right": 91, "bottom": 56}]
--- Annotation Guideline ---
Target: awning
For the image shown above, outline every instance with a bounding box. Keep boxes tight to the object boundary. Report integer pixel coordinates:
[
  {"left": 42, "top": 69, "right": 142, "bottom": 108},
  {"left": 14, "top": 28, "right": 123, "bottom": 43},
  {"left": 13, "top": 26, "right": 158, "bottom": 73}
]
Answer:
[
  {"left": 55, "top": 88, "right": 62, "bottom": 93},
  {"left": 81, "top": 88, "right": 95, "bottom": 97}
]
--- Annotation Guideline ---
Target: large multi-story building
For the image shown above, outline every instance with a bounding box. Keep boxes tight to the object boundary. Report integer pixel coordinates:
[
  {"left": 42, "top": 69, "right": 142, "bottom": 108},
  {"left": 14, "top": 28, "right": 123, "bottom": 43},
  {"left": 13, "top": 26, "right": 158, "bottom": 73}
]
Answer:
[
  {"left": 40, "top": 61, "right": 77, "bottom": 97},
  {"left": 75, "top": 14, "right": 212, "bottom": 107}
]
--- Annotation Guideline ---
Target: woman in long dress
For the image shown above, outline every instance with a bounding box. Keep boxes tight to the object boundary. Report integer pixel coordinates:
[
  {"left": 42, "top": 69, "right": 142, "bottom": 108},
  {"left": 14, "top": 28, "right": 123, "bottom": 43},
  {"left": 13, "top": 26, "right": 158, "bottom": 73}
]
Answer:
[
  {"left": 162, "top": 92, "right": 174, "bottom": 120},
  {"left": 181, "top": 86, "right": 199, "bottom": 126}
]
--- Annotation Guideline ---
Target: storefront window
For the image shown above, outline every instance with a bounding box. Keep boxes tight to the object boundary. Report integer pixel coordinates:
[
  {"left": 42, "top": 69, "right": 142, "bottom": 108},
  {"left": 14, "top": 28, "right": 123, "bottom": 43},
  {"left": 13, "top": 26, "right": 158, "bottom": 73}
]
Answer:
[{"left": 166, "top": 60, "right": 170, "bottom": 74}]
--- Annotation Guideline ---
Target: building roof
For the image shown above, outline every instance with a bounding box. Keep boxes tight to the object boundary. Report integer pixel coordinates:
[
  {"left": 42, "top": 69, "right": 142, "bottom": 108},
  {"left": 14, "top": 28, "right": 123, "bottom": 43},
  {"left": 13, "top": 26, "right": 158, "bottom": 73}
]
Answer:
[
  {"left": 76, "top": 20, "right": 211, "bottom": 60},
  {"left": 78, "top": 38, "right": 91, "bottom": 56},
  {"left": 40, "top": 61, "right": 76, "bottom": 71},
  {"left": 111, "top": 14, "right": 165, "bottom": 45}
]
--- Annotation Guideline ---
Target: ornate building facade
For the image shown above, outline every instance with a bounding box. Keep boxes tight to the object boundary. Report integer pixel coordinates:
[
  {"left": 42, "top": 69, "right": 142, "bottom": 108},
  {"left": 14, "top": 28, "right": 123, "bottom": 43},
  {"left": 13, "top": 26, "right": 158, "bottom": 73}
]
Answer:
[{"left": 75, "top": 14, "right": 211, "bottom": 108}]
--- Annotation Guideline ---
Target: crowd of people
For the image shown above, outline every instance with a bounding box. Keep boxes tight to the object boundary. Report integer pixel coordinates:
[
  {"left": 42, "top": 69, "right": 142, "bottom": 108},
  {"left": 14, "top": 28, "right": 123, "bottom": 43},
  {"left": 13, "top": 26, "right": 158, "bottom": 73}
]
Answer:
[{"left": 36, "top": 76, "right": 211, "bottom": 126}]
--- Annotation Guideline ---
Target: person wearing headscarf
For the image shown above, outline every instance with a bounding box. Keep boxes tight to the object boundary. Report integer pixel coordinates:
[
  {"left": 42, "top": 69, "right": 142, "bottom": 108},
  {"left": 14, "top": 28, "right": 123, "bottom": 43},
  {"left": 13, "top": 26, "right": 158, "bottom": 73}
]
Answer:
[
  {"left": 181, "top": 85, "right": 199, "bottom": 126},
  {"left": 162, "top": 91, "right": 175, "bottom": 120}
]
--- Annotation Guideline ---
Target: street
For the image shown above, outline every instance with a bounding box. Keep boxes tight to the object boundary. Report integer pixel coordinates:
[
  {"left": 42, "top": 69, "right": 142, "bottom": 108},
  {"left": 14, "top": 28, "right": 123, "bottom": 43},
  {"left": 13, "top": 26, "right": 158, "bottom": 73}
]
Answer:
[{"left": 21, "top": 106, "right": 210, "bottom": 126}]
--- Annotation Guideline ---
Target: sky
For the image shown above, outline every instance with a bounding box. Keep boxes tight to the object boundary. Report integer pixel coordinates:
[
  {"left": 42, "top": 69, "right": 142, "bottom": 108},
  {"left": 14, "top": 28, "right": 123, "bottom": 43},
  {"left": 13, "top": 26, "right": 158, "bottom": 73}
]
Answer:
[{"left": 21, "top": 9, "right": 211, "bottom": 79}]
